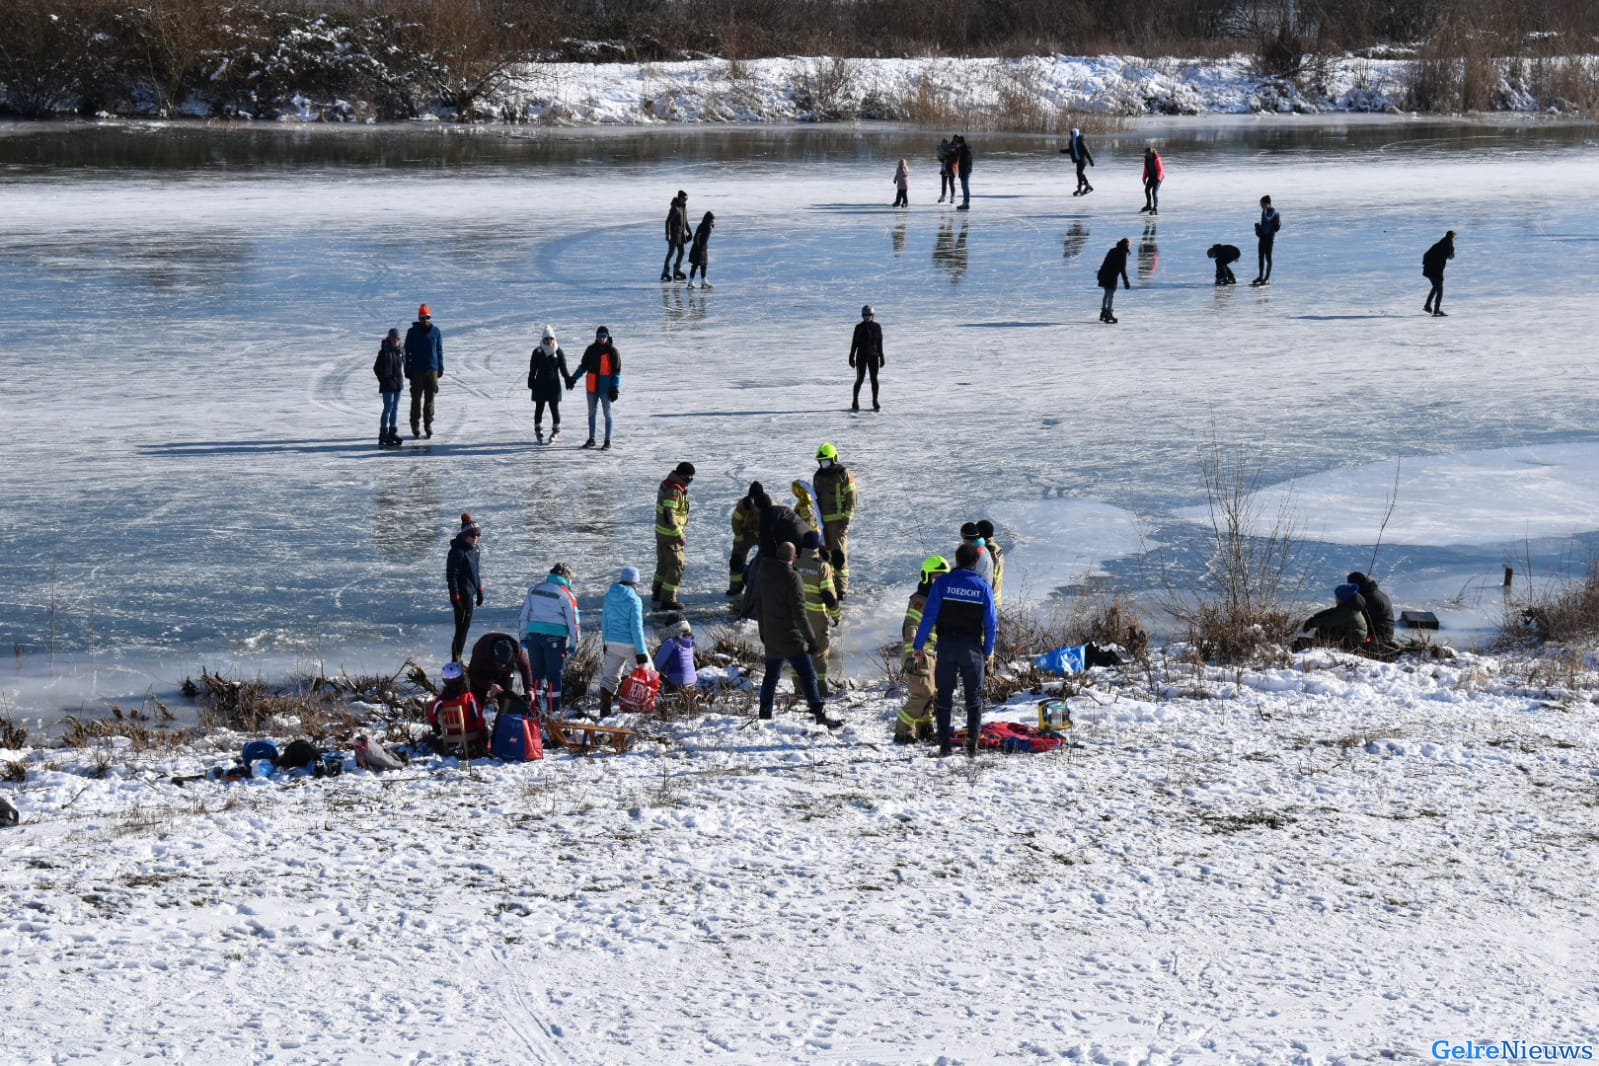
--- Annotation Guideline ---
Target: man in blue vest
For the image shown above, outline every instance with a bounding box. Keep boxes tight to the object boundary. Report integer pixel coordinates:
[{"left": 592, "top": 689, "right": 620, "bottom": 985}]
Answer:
[{"left": 912, "top": 543, "right": 998, "bottom": 757}]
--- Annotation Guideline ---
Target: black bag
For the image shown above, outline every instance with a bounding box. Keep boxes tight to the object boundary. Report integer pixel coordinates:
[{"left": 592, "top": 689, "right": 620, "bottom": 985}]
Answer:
[{"left": 276, "top": 738, "right": 321, "bottom": 771}]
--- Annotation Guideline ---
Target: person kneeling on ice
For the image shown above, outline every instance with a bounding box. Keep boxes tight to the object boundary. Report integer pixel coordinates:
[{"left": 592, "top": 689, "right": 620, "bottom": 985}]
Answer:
[
  {"left": 519, "top": 563, "right": 581, "bottom": 717},
  {"left": 653, "top": 619, "right": 698, "bottom": 693},
  {"left": 598, "top": 566, "right": 650, "bottom": 719},
  {"left": 758, "top": 542, "right": 843, "bottom": 729},
  {"left": 913, "top": 543, "right": 998, "bottom": 757},
  {"left": 1207, "top": 243, "right": 1241, "bottom": 286},
  {"left": 429, "top": 661, "right": 488, "bottom": 755},
  {"left": 1297, "top": 584, "right": 1369, "bottom": 651}
]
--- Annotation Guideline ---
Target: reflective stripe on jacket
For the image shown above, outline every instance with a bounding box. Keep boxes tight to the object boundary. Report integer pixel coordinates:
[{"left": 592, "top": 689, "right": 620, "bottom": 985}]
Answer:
[
  {"left": 656, "top": 476, "right": 690, "bottom": 539},
  {"left": 814, "top": 464, "right": 856, "bottom": 523}
]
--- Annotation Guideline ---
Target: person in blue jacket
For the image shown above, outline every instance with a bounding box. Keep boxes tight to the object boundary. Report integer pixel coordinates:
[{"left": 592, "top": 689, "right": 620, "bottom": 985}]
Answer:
[
  {"left": 912, "top": 542, "right": 998, "bottom": 757},
  {"left": 404, "top": 303, "right": 444, "bottom": 439},
  {"left": 653, "top": 619, "right": 698, "bottom": 692},
  {"left": 597, "top": 566, "right": 649, "bottom": 718}
]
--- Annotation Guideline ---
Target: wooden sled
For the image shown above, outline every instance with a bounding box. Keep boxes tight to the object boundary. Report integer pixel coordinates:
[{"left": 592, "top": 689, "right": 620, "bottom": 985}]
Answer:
[{"left": 544, "top": 718, "right": 638, "bottom": 755}]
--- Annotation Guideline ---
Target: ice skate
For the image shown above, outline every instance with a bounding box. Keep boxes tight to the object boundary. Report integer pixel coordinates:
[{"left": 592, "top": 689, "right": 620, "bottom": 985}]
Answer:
[
  {"left": 600, "top": 440, "right": 612, "bottom": 450},
  {"left": 582, "top": 438, "right": 597, "bottom": 449}
]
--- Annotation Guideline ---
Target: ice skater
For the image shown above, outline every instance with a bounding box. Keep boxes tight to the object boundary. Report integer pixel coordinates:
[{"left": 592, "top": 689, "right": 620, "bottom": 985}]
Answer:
[
  {"left": 936, "top": 137, "right": 955, "bottom": 203},
  {"left": 573, "top": 326, "right": 621, "bottom": 449},
  {"left": 446, "top": 513, "right": 484, "bottom": 663},
  {"left": 527, "top": 326, "right": 570, "bottom": 444},
  {"left": 848, "top": 304, "right": 884, "bottom": 411},
  {"left": 404, "top": 303, "right": 443, "bottom": 439},
  {"left": 373, "top": 328, "right": 404, "bottom": 447},
  {"left": 892, "top": 158, "right": 909, "bottom": 207},
  {"left": 1207, "top": 243, "right": 1241, "bottom": 285},
  {"left": 1423, "top": 230, "right": 1456, "bottom": 317},
  {"left": 662, "top": 190, "right": 691, "bottom": 282},
  {"left": 1097, "top": 237, "right": 1132, "bottom": 323},
  {"left": 954, "top": 135, "right": 973, "bottom": 210},
  {"left": 1060, "top": 127, "right": 1094, "bottom": 195},
  {"left": 1252, "top": 195, "right": 1281, "bottom": 286},
  {"left": 687, "top": 211, "right": 715, "bottom": 289},
  {"left": 1141, "top": 147, "right": 1164, "bottom": 215}
]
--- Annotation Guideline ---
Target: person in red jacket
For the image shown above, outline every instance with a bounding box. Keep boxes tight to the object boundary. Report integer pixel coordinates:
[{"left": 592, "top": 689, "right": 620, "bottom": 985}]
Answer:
[{"left": 1141, "top": 148, "right": 1165, "bottom": 215}]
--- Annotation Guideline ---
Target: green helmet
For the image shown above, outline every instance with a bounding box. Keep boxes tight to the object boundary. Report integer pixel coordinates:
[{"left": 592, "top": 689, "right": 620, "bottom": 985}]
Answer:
[
  {"left": 920, "top": 555, "right": 951, "bottom": 582},
  {"left": 816, "top": 442, "right": 838, "bottom": 461}
]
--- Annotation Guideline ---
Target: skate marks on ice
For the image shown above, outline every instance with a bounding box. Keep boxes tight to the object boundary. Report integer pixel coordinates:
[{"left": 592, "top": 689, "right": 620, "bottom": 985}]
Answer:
[{"left": 138, "top": 437, "right": 530, "bottom": 459}]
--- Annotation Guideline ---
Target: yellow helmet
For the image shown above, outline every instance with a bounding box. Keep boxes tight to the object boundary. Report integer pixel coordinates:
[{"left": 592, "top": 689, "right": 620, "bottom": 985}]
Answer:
[
  {"left": 920, "top": 555, "right": 951, "bottom": 582},
  {"left": 816, "top": 442, "right": 838, "bottom": 461}
]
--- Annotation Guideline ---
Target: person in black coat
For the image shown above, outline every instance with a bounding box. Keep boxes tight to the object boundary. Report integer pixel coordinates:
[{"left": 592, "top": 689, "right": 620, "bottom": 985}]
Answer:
[
  {"left": 1060, "top": 128, "right": 1094, "bottom": 195},
  {"left": 1346, "top": 571, "right": 1396, "bottom": 643},
  {"left": 1207, "top": 243, "right": 1241, "bottom": 286},
  {"left": 445, "top": 513, "right": 484, "bottom": 662},
  {"left": 740, "top": 489, "right": 811, "bottom": 622},
  {"left": 954, "top": 135, "right": 973, "bottom": 209},
  {"left": 1097, "top": 238, "right": 1132, "bottom": 323},
  {"left": 848, "top": 304, "right": 885, "bottom": 411},
  {"left": 687, "top": 211, "right": 715, "bottom": 289},
  {"left": 373, "top": 328, "right": 405, "bottom": 447},
  {"left": 1423, "top": 230, "right": 1455, "bottom": 316},
  {"left": 526, "top": 326, "right": 571, "bottom": 444},
  {"left": 662, "top": 191, "right": 692, "bottom": 281}
]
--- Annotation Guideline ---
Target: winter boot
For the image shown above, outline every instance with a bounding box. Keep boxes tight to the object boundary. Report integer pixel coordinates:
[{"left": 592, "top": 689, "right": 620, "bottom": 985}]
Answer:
[
  {"left": 411, "top": 421, "right": 421, "bottom": 439},
  {"left": 965, "top": 739, "right": 979, "bottom": 757},
  {"left": 651, "top": 582, "right": 662, "bottom": 607},
  {"left": 582, "top": 438, "right": 597, "bottom": 449},
  {"left": 811, "top": 705, "right": 843, "bottom": 730},
  {"left": 424, "top": 421, "right": 433, "bottom": 439},
  {"left": 598, "top": 688, "right": 613, "bottom": 720},
  {"left": 601, "top": 440, "right": 611, "bottom": 450}
]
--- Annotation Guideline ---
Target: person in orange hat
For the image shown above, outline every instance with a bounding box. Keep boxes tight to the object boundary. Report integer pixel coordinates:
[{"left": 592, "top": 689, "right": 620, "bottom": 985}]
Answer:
[{"left": 403, "top": 303, "right": 444, "bottom": 438}]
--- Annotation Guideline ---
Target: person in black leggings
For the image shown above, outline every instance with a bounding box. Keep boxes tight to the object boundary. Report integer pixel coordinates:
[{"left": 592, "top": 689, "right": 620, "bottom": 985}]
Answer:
[{"left": 848, "top": 304, "right": 884, "bottom": 411}]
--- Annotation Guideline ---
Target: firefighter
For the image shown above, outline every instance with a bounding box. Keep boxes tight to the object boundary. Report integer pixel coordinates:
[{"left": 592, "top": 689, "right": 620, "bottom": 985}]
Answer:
[
  {"left": 727, "top": 481, "right": 763, "bottom": 597},
  {"left": 794, "top": 530, "right": 842, "bottom": 694},
  {"left": 896, "top": 555, "right": 950, "bottom": 743},
  {"left": 813, "top": 442, "right": 857, "bottom": 600},
  {"left": 653, "top": 461, "right": 694, "bottom": 611}
]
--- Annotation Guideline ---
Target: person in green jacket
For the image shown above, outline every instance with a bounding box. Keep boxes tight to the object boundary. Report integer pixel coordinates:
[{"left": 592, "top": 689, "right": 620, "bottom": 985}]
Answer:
[{"left": 1299, "top": 584, "right": 1368, "bottom": 650}]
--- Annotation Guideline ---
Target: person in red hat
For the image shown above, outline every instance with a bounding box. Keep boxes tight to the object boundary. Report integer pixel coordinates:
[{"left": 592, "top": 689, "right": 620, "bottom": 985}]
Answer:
[{"left": 404, "top": 303, "right": 444, "bottom": 438}]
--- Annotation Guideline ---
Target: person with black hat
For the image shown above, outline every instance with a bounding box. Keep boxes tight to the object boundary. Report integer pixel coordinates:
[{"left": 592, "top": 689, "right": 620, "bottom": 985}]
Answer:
[
  {"left": 654, "top": 462, "right": 695, "bottom": 611},
  {"left": 912, "top": 543, "right": 997, "bottom": 756},
  {"left": 1097, "top": 237, "right": 1132, "bottom": 323},
  {"left": 662, "top": 190, "right": 692, "bottom": 282},
  {"left": 446, "top": 513, "right": 483, "bottom": 662},
  {"left": 1252, "top": 195, "right": 1281, "bottom": 286},
  {"left": 954, "top": 521, "right": 996, "bottom": 585},
  {"left": 573, "top": 326, "right": 621, "bottom": 449},
  {"left": 404, "top": 303, "right": 443, "bottom": 438},
  {"left": 848, "top": 305, "right": 884, "bottom": 412},
  {"left": 687, "top": 211, "right": 715, "bottom": 289},
  {"left": 465, "top": 630, "right": 533, "bottom": 711},
  {"left": 1346, "top": 571, "right": 1395, "bottom": 643},
  {"left": 1423, "top": 230, "right": 1456, "bottom": 316},
  {"left": 728, "top": 481, "right": 765, "bottom": 597},
  {"left": 1207, "top": 243, "right": 1242, "bottom": 286},
  {"left": 373, "top": 327, "right": 405, "bottom": 447}
]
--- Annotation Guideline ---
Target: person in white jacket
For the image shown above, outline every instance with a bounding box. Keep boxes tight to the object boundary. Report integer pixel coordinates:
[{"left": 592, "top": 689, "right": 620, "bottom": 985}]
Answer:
[{"left": 519, "top": 563, "right": 580, "bottom": 715}]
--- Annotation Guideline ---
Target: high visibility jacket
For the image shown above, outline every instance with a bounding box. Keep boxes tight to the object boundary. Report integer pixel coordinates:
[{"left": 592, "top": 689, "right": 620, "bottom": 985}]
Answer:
[
  {"left": 731, "top": 498, "right": 761, "bottom": 545},
  {"left": 656, "top": 475, "right": 690, "bottom": 540},
  {"left": 902, "top": 590, "right": 937, "bottom": 660},
  {"left": 987, "top": 540, "right": 1006, "bottom": 603},
  {"left": 814, "top": 463, "right": 856, "bottom": 523},
  {"left": 792, "top": 480, "right": 820, "bottom": 532},
  {"left": 797, "top": 548, "right": 840, "bottom": 623}
]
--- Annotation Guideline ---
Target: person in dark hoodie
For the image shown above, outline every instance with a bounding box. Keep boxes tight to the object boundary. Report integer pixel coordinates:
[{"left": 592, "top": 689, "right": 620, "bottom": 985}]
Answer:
[
  {"left": 527, "top": 325, "right": 571, "bottom": 445},
  {"left": 1207, "top": 243, "right": 1241, "bottom": 286},
  {"left": 1097, "top": 237, "right": 1132, "bottom": 323},
  {"left": 687, "top": 211, "right": 715, "bottom": 289},
  {"left": 662, "top": 190, "right": 692, "bottom": 282},
  {"left": 1252, "top": 195, "right": 1282, "bottom": 286},
  {"left": 757, "top": 542, "right": 842, "bottom": 728},
  {"left": 572, "top": 326, "right": 621, "bottom": 449},
  {"left": 445, "top": 513, "right": 484, "bottom": 662},
  {"left": 954, "top": 135, "right": 973, "bottom": 210},
  {"left": 1060, "top": 127, "right": 1095, "bottom": 195},
  {"left": 373, "top": 328, "right": 405, "bottom": 447},
  {"left": 1346, "top": 571, "right": 1396, "bottom": 644},
  {"left": 1423, "top": 230, "right": 1456, "bottom": 317},
  {"left": 403, "top": 303, "right": 443, "bottom": 439},
  {"left": 1298, "top": 583, "right": 1368, "bottom": 650},
  {"left": 848, "top": 304, "right": 884, "bottom": 412}
]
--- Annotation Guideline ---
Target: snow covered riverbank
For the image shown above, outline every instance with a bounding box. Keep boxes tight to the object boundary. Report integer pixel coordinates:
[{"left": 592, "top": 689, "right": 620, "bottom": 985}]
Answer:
[{"left": 2, "top": 645, "right": 1596, "bottom": 1062}]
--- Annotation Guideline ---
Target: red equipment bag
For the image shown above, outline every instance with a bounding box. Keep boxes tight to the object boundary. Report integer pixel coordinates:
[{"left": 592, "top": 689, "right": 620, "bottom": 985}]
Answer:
[{"left": 617, "top": 666, "right": 661, "bottom": 714}]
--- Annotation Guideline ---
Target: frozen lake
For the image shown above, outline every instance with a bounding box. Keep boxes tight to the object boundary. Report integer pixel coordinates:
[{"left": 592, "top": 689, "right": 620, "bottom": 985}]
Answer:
[{"left": 3, "top": 117, "right": 1599, "bottom": 723}]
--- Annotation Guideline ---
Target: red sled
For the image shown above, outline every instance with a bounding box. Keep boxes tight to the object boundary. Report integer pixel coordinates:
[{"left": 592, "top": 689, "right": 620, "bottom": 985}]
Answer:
[
  {"left": 491, "top": 712, "right": 543, "bottom": 761},
  {"left": 617, "top": 667, "right": 661, "bottom": 714}
]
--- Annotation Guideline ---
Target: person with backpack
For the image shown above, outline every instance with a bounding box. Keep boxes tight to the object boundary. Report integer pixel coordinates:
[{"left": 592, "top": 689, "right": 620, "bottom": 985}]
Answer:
[
  {"left": 1097, "top": 237, "right": 1132, "bottom": 323},
  {"left": 662, "top": 190, "right": 692, "bottom": 282},
  {"left": 1141, "top": 148, "right": 1164, "bottom": 215},
  {"left": 912, "top": 543, "right": 998, "bottom": 757},
  {"left": 1423, "top": 230, "right": 1456, "bottom": 317},
  {"left": 465, "top": 630, "right": 533, "bottom": 709},
  {"left": 896, "top": 555, "right": 950, "bottom": 743},
  {"left": 373, "top": 328, "right": 405, "bottom": 448},
  {"left": 758, "top": 542, "right": 843, "bottom": 728},
  {"left": 445, "top": 512, "right": 483, "bottom": 662},
  {"left": 598, "top": 566, "right": 650, "bottom": 719},
  {"left": 527, "top": 326, "right": 571, "bottom": 444},
  {"left": 653, "top": 462, "right": 695, "bottom": 611},
  {"left": 572, "top": 325, "right": 621, "bottom": 449},
  {"left": 687, "top": 211, "right": 715, "bottom": 289},
  {"left": 404, "top": 303, "right": 444, "bottom": 439},
  {"left": 848, "top": 305, "right": 884, "bottom": 412},
  {"left": 892, "top": 158, "right": 909, "bottom": 208},
  {"left": 814, "top": 442, "right": 857, "bottom": 599},
  {"left": 936, "top": 138, "right": 955, "bottom": 203},
  {"left": 1207, "top": 243, "right": 1242, "bottom": 286},
  {"left": 518, "top": 563, "right": 581, "bottom": 716},
  {"left": 1252, "top": 195, "right": 1281, "bottom": 286},
  {"left": 954, "top": 135, "right": 973, "bottom": 210},
  {"left": 1060, "top": 127, "right": 1095, "bottom": 196},
  {"left": 727, "top": 481, "right": 764, "bottom": 597}
]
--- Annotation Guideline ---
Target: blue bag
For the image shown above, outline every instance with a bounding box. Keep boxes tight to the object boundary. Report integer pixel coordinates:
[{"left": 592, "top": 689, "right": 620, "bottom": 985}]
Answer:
[
  {"left": 1034, "top": 644, "right": 1088, "bottom": 675},
  {"left": 491, "top": 713, "right": 543, "bottom": 762},
  {"left": 241, "top": 740, "right": 280, "bottom": 765}
]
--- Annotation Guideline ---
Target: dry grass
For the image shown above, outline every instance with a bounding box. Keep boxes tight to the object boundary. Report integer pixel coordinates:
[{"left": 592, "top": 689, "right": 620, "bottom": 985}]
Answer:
[
  {"left": 0, "top": 713, "right": 27, "bottom": 750},
  {"left": 1501, "top": 558, "right": 1599, "bottom": 648}
]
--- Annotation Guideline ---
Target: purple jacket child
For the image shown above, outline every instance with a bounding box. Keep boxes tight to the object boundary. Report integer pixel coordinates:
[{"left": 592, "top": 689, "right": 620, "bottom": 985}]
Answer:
[{"left": 653, "top": 626, "right": 697, "bottom": 687}]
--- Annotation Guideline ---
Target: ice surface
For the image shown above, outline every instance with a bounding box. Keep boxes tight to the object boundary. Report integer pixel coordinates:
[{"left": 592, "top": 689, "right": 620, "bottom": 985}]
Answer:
[{"left": 3, "top": 119, "right": 1599, "bottom": 719}]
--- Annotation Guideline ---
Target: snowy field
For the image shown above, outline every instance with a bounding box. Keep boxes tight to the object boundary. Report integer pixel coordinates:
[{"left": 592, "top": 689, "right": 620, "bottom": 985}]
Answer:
[
  {"left": 2, "top": 651, "right": 1597, "bottom": 1062},
  {"left": 2, "top": 118, "right": 1599, "bottom": 724}
]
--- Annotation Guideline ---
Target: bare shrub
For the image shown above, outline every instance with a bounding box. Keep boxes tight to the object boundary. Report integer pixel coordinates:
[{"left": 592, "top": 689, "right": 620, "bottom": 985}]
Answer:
[
  {"left": 794, "top": 56, "right": 858, "bottom": 120},
  {"left": 561, "top": 633, "right": 601, "bottom": 708},
  {"left": 0, "top": 714, "right": 28, "bottom": 751},
  {"left": 699, "top": 624, "right": 764, "bottom": 674},
  {"left": 0, "top": 0, "right": 109, "bottom": 116},
  {"left": 2, "top": 760, "right": 26, "bottom": 782},
  {"left": 1500, "top": 557, "right": 1599, "bottom": 647}
]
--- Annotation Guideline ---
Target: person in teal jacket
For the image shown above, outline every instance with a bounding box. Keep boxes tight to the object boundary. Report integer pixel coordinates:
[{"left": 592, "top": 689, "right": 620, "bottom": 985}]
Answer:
[{"left": 597, "top": 565, "right": 649, "bottom": 718}]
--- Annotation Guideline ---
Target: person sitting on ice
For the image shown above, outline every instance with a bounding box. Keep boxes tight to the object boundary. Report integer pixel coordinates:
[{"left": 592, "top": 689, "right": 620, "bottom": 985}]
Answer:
[
  {"left": 653, "top": 619, "right": 698, "bottom": 694},
  {"left": 1297, "top": 584, "right": 1369, "bottom": 651}
]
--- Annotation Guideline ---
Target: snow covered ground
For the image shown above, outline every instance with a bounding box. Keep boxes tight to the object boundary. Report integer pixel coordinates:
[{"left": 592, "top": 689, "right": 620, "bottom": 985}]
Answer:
[
  {"left": 3, "top": 119, "right": 1599, "bottom": 723},
  {"left": 2, "top": 649, "right": 1597, "bottom": 1062}
]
